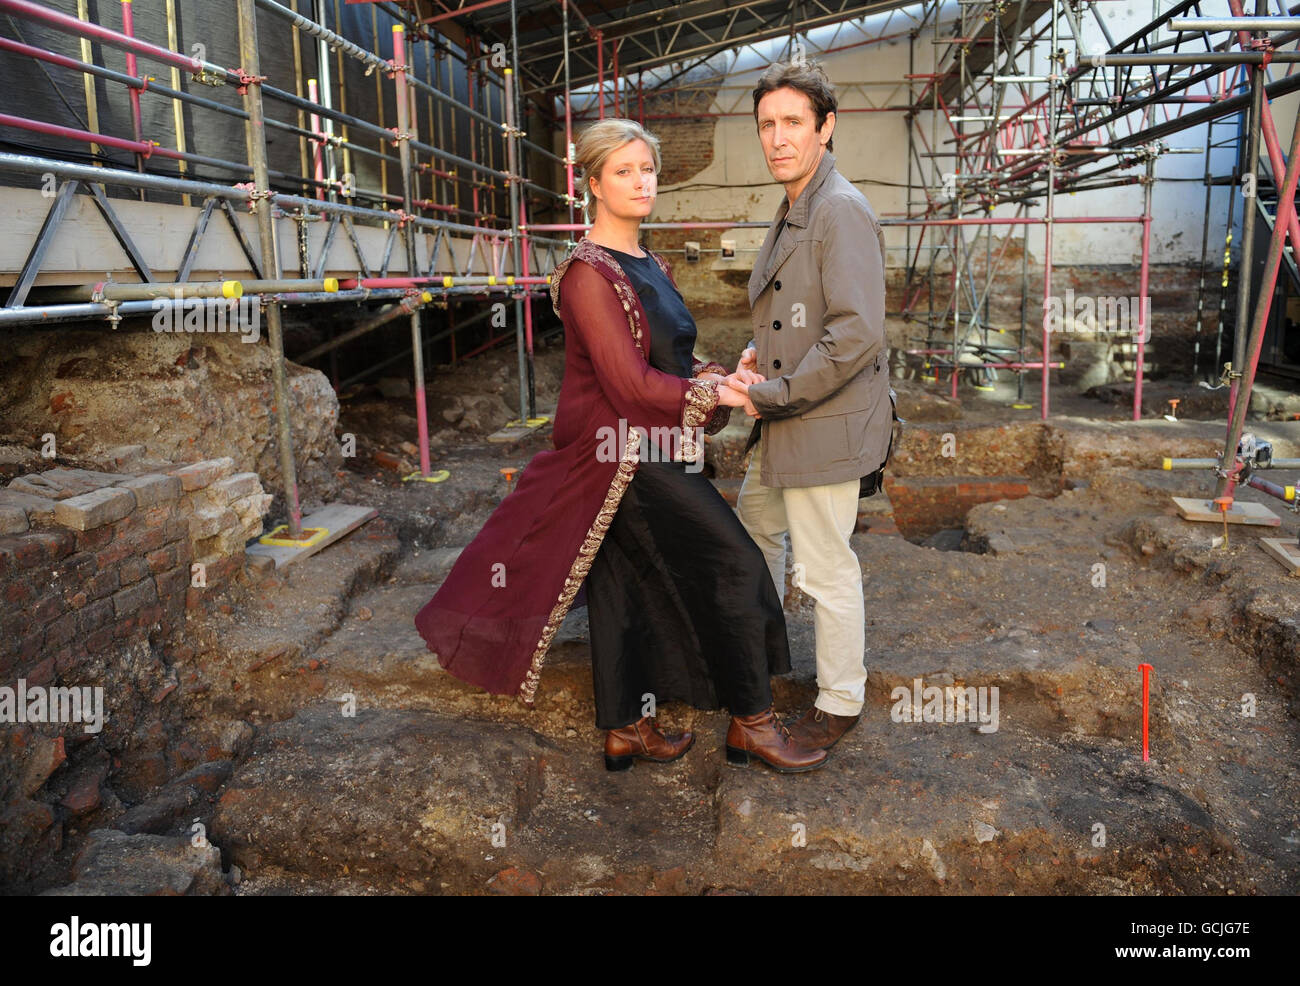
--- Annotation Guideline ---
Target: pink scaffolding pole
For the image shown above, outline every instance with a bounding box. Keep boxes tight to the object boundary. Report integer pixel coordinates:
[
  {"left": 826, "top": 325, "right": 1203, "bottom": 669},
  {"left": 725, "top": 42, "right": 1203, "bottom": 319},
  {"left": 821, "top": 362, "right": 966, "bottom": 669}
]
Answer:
[
  {"left": 1041, "top": 7, "right": 1060, "bottom": 420},
  {"left": 1217, "top": 89, "right": 1300, "bottom": 498},
  {"left": 420, "top": 0, "right": 513, "bottom": 25},
  {"left": 118, "top": 0, "right": 145, "bottom": 182},
  {"left": 900, "top": 224, "right": 932, "bottom": 316},
  {"left": 523, "top": 221, "right": 770, "bottom": 232},
  {"left": 950, "top": 230, "right": 959, "bottom": 399},
  {"left": 612, "top": 37, "right": 620, "bottom": 117},
  {"left": 411, "top": 197, "right": 456, "bottom": 215},
  {"left": 1228, "top": 0, "right": 1300, "bottom": 248},
  {"left": 335, "top": 276, "right": 550, "bottom": 290},
  {"left": 1040, "top": 210, "right": 1055, "bottom": 417},
  {"left": 0, "top": 0, "right": 203, "bottom": 76},
  {"left": 0, "top": 34, "right": 144, "bottom": 86},
  {"left": 307, "top": 78, "right": 325, "bottom": 200},
  {"left": 467, "top": 41, "right": 480, "bottom": 228},
  {"left": 415, "top": 163, "right": 458, "bottom": 181},
  {"left": 572, "top": 106, "right": 912, "bottom": 122},
  {"left": 0, "top": 112, "right": 155, "bottom": 158},
  {"left": 908, "top": 356, "right": 1066, "bottom": 371},
  {"left": 390, "top": 24, "right": 431, "bottom": 478},
  {"left": 886, "top": 216, "right": 1144, "bottom": 226},
  {"left": 595, "top": 28, "right": 605, "bottom": 120},
  {"left": 1135, "top": 158, "right": 1154, "bottom": 420},
  {"left": 520, "top": 185, "right": 535, "bottom": 368},
  {"left": 562, "top": 0, "right": 575, "bottom": 228}
]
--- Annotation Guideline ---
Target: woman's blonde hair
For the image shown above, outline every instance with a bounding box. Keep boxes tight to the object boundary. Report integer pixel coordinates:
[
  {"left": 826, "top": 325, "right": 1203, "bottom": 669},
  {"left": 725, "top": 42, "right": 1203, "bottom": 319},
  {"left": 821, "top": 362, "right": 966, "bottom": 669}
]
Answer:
[{"left": 574, "top": 118, "right": 662, "bottom": 222}]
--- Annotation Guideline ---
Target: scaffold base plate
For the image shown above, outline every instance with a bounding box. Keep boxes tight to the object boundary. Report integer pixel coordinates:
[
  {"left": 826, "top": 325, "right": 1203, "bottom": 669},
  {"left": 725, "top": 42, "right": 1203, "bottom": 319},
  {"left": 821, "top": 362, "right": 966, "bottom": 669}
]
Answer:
[
  {"left": 1172, "top": 497, "right": 1281, "bottom": 527},
  {"left": 246, "top": 503, "right": 378, "bottom": 571},
  {"left": 488, "top": 416, "right": 550, "bottom": 443}
]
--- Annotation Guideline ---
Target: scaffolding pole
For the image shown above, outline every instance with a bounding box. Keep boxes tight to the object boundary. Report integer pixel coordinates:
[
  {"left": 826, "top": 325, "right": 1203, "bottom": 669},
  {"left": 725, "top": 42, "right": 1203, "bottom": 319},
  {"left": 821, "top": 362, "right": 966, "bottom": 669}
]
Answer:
[{"left": 236, "top": 0, "right": 302, "bottom": 536}]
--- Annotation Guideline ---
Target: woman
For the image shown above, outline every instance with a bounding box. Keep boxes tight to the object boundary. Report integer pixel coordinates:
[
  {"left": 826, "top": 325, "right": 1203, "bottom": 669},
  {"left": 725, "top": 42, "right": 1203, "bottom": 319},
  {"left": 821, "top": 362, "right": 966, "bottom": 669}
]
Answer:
[{"left": 414, "top": 119, "right": 826, "bottom": 773}]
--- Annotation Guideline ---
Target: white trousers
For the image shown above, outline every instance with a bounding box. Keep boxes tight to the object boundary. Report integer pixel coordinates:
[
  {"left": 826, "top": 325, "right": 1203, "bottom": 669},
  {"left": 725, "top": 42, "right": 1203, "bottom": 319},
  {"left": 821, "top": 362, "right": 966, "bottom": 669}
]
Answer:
[{"left": 735, "top": 438, "right": 867, "bottom": 717}]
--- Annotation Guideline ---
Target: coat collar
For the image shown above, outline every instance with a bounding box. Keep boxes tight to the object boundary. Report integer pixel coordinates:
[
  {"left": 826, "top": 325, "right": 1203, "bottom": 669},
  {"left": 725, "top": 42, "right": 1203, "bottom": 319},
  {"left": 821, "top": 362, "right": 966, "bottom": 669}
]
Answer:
[
  {"left": 783, "top": 149, "right": 836, "bottom": 230},
  {"left": 747, "top": 150, "right": 837, "bottom": 305},
  {"left": 551, "top": 236, "right": 656, "bottom": 359}
]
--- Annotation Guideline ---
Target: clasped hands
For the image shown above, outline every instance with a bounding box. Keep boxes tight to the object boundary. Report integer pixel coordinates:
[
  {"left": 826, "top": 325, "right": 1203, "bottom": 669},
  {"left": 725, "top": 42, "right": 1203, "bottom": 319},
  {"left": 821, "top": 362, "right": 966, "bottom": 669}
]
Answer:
[{"left": 701, "top": 347, "right": 763, "bottom": 418}]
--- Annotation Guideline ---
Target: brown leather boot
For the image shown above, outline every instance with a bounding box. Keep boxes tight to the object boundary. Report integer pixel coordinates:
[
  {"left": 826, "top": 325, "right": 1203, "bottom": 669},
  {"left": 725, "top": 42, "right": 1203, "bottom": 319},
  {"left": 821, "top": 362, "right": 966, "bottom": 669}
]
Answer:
[
  {"left": 786, "top": 706, "right": 861, "bottom": 751},
  {"left": 604, "top": 716, "right": 695, "bottom": 771},
  {"left": 726, "top": 706, "right": 828, "bottom": 773}
]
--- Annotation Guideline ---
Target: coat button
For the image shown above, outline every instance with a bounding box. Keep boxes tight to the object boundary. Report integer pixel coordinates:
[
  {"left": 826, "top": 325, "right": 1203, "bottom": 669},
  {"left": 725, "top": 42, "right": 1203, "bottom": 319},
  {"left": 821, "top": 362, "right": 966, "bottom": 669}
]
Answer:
[
  {"left": 772, "top": 358, "right": 782, "bottom": 370},
  {"left": 773, "top": 319, "right": 782, "bottom": 331},
  {"left": 774, "top": 280, "right": 782, "bottom": 290}
]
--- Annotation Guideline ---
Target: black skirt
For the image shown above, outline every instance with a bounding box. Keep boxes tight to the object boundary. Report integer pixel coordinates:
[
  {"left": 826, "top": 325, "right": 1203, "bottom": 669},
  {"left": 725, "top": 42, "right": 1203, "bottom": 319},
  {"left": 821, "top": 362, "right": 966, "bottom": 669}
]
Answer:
[{"left": 583, "top": 458, "right": 792, "bottom": 729}]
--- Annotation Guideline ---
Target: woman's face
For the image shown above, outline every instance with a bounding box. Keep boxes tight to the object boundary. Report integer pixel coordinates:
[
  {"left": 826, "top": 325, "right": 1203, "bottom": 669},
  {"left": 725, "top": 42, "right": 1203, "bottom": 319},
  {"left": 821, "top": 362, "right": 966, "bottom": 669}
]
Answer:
[{"left": 589, "top": 138, "right": 657, "bottom": 220}]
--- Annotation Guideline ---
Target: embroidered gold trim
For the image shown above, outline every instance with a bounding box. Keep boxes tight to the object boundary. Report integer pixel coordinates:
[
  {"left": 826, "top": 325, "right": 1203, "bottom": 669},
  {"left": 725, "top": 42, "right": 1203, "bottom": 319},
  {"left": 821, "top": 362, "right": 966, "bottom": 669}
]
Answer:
[
  {"left": 678, "top": 378, "right": 719, "bottom": 463},
  {"left": 610, "top": 281, "right": 644, "bottom": 354},
  {"left": 548, "top": 256, "right": 573, "bottom": 316},
  {"left": 551, "top": 240, "right": 646, "bottom": 356},
  {"left": 523, "top": 238, "right": 699, "bottom": 702},
  {"left": 692, "top": 360, "right": 728, "bottom": 379},
  {"left": 649, "top": 251, "right": 669, "bottom": 276},
  {"left": 518, "top": 427, "right": 641, "bottom": 705}
]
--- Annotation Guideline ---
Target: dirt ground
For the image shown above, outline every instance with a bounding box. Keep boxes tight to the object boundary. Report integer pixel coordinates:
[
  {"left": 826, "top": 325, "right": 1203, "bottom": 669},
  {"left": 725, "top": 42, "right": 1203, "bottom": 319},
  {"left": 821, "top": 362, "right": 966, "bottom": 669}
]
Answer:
[{"left": 154, "top": 327, "right": 1300, "bottom": 896}]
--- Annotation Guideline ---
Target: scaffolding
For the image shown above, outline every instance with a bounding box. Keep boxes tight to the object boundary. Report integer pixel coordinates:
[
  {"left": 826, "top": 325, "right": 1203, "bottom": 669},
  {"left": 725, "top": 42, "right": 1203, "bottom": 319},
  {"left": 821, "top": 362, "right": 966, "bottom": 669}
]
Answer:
[
  {"left": 0, "top": 0, "right": 571, "bottom": 535},
  {"left": 2, "top": 0, "right": 1298, "bottom": 526},
  {"left": 900, "top": 0, "right": 1300, "bottom": 423}
]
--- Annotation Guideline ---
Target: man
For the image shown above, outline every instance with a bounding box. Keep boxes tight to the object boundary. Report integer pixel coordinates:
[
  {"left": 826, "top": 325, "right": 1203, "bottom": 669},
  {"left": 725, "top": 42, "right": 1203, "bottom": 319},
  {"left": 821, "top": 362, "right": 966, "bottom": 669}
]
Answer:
[{"left": 724, "top": 60, "right": 892, "bottom": 752}]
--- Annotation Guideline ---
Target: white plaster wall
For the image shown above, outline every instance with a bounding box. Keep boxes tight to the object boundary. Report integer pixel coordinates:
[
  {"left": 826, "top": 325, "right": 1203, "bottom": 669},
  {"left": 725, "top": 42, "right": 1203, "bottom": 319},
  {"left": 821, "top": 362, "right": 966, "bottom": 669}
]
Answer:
[{"left": 651, "top": 1, "right": 1298, "bottom": 269}]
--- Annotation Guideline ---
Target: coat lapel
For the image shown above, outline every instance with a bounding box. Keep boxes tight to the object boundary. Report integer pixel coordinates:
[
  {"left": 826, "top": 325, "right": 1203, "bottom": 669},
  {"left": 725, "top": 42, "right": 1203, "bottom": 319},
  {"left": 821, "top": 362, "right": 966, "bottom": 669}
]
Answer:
[
  {"left": 553, "top": 237, "right": 651, "bottom": 361},
  {"left": 747, "top": 151, "right": 838, "bottom": 307},
  {"left": 748, "top": 207, "right": 794, "bottom": 308}
]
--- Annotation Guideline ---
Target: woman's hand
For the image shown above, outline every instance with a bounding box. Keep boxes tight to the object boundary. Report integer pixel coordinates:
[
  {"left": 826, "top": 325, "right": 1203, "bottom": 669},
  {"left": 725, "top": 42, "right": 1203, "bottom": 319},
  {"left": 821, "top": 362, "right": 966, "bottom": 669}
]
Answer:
[
  {"left": 715, "top": 371, "right": 764, "bottom": 413},
  {"left": 719, "top": 371, "right": 764, "bottom": 417},
  {"left": 716, "top": 381, "right": 750, "bottom": 407}
]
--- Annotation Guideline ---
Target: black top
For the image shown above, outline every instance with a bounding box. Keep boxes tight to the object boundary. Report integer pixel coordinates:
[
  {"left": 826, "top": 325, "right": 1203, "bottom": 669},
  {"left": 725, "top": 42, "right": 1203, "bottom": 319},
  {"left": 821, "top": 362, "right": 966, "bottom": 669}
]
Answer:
[{"left": 604, "top": 246, "right": 696, "bottom": 378}]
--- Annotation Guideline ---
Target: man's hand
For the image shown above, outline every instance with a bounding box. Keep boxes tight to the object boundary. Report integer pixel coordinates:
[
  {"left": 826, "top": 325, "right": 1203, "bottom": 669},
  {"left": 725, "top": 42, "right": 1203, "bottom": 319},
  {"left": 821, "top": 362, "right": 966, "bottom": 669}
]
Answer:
[
  {"left": 736, "top": 348, "right": 757, "bottom": 374},
  {"left": 719, "top": 372, "right": 762, "bottom": 417}
]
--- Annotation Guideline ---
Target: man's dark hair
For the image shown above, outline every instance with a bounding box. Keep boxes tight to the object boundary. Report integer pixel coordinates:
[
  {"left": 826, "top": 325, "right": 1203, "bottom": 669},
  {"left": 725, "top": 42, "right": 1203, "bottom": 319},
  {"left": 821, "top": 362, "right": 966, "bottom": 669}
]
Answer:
[{"left": 752, "top": 60, "right": 838, "bottom": 152}]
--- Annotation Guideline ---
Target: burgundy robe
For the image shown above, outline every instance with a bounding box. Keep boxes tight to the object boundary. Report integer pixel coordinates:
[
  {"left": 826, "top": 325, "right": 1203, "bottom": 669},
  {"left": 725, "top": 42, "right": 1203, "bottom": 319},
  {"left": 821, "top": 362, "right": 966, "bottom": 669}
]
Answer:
[{"left": 414, "top": 237, "right": 729, "bottom": 705}]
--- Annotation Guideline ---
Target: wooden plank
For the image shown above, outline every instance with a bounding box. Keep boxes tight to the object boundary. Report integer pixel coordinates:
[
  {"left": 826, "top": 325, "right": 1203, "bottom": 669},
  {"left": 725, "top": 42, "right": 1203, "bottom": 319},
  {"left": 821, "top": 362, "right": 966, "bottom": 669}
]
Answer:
[
  {"left": 1260, "top": 537, "right": 1300, "bottom": 575},
  {"left": 244, "top": 502, "right": 377, "bottom": 571},
  {"left": 1172, "top": 496, "right": 1282, "bottom": 526},
  {"left": 487, "top": 415, "right": 551, "bottom": 444}
]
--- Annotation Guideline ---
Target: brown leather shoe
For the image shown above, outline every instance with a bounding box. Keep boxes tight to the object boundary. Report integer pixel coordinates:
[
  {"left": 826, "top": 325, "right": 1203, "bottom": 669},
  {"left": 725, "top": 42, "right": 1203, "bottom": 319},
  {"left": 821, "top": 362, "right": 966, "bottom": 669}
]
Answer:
[
  {"left": 725, "top": 706, "right": 828, "bottom": 773},
  {"left": 787, "top": 706, "right": 860, "bottom": 751},
  {"left": 604, "top": 716, "right": 694, "bottom": 771}
]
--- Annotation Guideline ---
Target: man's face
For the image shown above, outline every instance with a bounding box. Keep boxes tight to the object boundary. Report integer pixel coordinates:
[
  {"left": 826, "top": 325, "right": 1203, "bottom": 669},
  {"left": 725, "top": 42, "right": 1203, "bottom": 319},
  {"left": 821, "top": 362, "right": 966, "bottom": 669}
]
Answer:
[{"left": 756, "top": 86, "right": 833, "bottom": 191}]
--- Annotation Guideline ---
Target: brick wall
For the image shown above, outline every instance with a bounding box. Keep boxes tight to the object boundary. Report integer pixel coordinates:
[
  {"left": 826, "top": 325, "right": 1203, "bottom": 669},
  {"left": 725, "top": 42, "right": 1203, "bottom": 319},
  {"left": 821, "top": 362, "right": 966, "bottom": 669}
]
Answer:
[
  {"left": 645, "top": 82, "right": 719, "bottom": 186},
  {"left": 0, "top": 457, "right": 270, "bottom": 888},
  {"left": 884, "top": 475, "right": 1037, "bottom": 540}
]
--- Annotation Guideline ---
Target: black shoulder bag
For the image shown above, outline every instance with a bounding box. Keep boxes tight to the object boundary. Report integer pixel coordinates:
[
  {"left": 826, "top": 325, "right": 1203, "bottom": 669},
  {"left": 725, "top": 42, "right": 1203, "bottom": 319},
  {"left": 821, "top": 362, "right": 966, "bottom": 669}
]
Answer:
[{"left": 858, "top": 387, "right": 903, "bottom": 499}]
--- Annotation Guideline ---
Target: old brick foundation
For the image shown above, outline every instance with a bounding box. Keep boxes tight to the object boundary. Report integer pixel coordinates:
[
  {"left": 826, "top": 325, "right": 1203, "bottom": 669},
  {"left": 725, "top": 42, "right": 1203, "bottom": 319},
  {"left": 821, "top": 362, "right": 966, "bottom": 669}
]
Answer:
[{"left": 0, "top": 458, "right": 270, "bottom": 889}]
